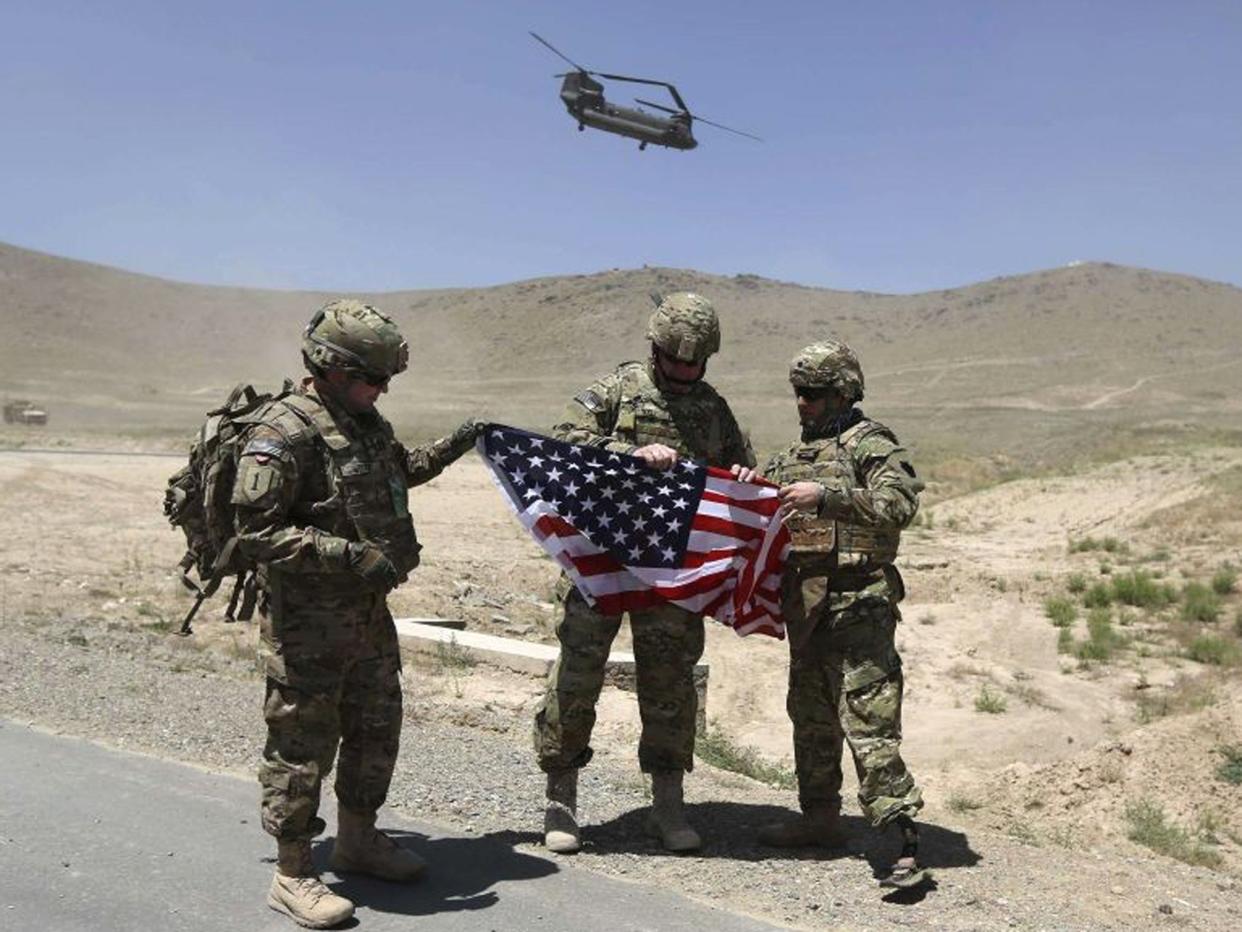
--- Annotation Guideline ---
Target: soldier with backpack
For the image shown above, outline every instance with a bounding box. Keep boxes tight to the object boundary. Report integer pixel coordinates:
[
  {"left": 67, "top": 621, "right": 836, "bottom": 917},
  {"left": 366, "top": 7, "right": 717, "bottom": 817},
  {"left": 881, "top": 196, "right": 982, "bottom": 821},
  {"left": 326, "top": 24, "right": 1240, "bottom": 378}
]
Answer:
[{"left": 224, "top": 299, "right": 482, "bottom": 928}]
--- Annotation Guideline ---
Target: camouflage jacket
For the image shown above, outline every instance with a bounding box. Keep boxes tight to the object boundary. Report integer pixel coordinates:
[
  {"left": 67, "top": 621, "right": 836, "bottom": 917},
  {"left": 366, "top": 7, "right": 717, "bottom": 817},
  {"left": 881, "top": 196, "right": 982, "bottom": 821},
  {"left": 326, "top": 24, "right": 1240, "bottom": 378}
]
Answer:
[
  {"left": 765, "top": 409, "right": 922, "bottom": 609},
  {"left": 231, "top": 380, "right": 462, "bottom": 590},
  {"left": 553, "top": 359, "right": 755, "bottom": 469}
]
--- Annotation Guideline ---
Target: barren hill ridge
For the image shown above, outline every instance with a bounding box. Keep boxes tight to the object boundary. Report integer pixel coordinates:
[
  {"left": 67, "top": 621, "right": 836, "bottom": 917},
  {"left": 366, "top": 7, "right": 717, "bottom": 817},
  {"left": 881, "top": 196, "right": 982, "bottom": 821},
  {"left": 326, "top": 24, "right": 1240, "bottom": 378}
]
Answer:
[{"left": 2, "top": 242, "right": 1240, "bottom": 455}]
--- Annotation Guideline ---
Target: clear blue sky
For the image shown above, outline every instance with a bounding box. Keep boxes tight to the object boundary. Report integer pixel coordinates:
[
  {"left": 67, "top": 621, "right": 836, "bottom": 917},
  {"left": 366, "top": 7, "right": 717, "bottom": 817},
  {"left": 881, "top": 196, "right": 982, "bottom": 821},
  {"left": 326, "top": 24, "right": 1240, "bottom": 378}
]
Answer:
[{"left": 2, "top": 1, "right": 1239, "bottom": 293}]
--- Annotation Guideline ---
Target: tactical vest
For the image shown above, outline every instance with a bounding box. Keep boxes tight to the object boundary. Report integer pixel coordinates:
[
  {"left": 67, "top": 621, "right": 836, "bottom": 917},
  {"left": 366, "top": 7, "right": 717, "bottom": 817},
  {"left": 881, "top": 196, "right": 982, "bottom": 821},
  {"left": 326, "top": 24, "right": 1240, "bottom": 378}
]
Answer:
[
  {"left": 610, "top": 362, "right": 730, "bottom": 467},
  {"left": 267, "top": 392, "right": 422, "bottom": 577},
  {"left": 768, "top": 418, "right": 902, "bottom": 575}
]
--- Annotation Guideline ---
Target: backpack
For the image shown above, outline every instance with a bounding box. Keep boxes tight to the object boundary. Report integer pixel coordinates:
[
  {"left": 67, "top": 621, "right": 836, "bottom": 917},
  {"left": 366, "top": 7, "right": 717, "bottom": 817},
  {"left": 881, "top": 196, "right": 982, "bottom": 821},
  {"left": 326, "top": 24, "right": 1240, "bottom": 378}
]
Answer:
[{"left": 163, "top": 381, "right": 294, "bottom": 634}]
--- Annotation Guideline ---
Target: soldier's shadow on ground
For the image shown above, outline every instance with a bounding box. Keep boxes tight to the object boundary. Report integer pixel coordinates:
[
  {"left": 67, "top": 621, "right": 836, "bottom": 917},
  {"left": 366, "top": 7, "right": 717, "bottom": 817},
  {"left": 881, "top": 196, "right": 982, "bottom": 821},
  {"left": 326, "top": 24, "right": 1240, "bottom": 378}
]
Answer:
[
  {"left": 309, "top": 829, "right": 558, "bottom": 920},
  {"left": 490, "top": 801, "right": 979, "bottom": 879}
]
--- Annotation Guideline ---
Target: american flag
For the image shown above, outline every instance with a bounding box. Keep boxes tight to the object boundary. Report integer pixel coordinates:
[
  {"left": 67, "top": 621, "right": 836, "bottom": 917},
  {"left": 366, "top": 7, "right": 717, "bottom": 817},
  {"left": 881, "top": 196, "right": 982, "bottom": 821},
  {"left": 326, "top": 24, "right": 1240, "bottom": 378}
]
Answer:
[{"left": 477, "top": 423, "right": 790, "bottom": 638}]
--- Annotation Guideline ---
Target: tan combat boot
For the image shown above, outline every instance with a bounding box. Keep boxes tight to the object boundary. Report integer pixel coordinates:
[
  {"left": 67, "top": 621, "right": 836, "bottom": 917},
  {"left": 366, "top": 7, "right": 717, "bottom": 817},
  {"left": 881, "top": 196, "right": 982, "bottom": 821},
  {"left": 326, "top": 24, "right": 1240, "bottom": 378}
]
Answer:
[
  {"left": 645, "top": 770, "right": 702, "bottom": 852},
  {"left": 757, "top": 803, "right": 846, "bottom": 848},
  {"left": 330, "top": 807, "right": 426, "bottom": 882},
  {"left": 544, "top": 768, "right": 581, "bottom": 854},
  {"left": 268, "top": 839, "right": 355, "bottom": 929}
]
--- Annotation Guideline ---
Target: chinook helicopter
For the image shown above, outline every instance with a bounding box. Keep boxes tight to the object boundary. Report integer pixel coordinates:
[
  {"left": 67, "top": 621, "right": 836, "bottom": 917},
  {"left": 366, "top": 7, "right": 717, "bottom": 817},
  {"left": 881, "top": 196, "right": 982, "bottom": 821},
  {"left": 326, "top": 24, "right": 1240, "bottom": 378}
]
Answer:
[{"left": 530, "top": 32, "right": 761, "bottom": 151}]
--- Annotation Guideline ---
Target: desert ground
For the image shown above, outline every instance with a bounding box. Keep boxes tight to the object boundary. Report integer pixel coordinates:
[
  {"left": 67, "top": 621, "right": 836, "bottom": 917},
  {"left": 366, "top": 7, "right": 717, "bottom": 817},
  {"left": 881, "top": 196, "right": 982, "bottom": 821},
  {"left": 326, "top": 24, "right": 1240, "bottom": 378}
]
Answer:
[
  {"left": 2, "top": 418, "right": 1240, "bottom": 930},
  {"left": 3, "top": 246, "right": 1242, "bottom": 927}
]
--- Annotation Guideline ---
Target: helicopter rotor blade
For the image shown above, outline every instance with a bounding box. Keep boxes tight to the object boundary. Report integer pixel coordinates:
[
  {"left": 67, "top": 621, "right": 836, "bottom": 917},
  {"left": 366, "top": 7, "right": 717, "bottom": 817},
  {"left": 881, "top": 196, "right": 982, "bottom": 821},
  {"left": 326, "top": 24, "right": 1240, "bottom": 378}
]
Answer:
[
  {"left": 592, "top": 71, "right": 681, "bottom": 105},
  {"left": 635, "top": 98, "right": 685, "bottom": 115},
  {"left": 529, "top": 32, "right": 588, "bottom": 72},
  {"left": 689, "top": 113, "right": 764, "bottom": 142}
]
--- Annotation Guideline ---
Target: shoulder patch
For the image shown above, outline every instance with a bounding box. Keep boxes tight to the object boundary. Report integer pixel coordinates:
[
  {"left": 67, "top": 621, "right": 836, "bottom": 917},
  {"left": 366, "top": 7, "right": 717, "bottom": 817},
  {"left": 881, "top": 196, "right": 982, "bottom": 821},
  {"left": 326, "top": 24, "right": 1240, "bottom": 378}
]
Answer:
[{"left": 574, "top": 389, "right": 606, "bottom": 413}]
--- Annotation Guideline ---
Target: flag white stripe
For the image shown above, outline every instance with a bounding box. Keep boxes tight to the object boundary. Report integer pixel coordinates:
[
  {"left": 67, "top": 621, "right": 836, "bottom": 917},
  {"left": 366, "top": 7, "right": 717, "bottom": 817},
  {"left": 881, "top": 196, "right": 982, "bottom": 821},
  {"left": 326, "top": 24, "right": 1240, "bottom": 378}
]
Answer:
[
  {"left": 704, "top": 475, "right": 781, "bottom": 501},
  {"left": 695, "top": 499, "right": 772, "bottom": 530}
]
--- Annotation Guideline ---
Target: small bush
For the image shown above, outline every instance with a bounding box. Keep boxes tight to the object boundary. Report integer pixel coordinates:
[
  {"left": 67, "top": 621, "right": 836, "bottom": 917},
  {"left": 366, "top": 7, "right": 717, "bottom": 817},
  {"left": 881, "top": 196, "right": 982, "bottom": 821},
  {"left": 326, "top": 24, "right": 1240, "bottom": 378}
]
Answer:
[
  {"left": 974, "top": 685, "right": 1008, "bottom": 714},
  {"left": 1067, "top": 573, "right": 1088, "bottom": 595},
  {"left": 1076, "top": 608, "right": 1126, "bottom": 663},
  {"left": 1083, "top": 582, "right": 1113, "bottom": 608},
  {"left": 695, "top": 727, "right": 795, "bottom": 789},
  {"left": 1211, "top": 565, "right": 1238, "bottom": 595},
  {"left": 1181, "top": 583, "right": 1223, "bottom": 623},
  {"left": 1124, "top": 800, "right": 1223, "bottom": 868},
  {"left": 1069, "top": 536, "right": 1129, "bottom": 555},
  {"left": 1134, "top": 676, "right": 1217, "bottom": 723},
  {"left": 1111, "top": 571, "right": 1172, "bottom": 609},
  {"left": 1217, "top": 746, "right": 1242, "bottom": 786},
  {"left": 1186, "top": 635, "right": 1240, "bottom": 667},
  {"left": 947, "top": 792, "right": 983, "bottom": 813},
  {"left": 1044, "top": 597, "right": 1077, "bottom": 628},
  {"left": 1057, "top": 627, "right": 1075, "bottom": 654}
]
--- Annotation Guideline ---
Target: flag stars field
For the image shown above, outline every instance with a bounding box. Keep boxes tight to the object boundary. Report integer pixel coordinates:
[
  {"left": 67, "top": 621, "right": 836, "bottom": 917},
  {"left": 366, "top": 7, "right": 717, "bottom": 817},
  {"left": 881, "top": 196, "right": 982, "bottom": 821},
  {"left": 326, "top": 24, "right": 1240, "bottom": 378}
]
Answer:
[{"left": 478, "top": 424, "right": 791, "bottom": 638}]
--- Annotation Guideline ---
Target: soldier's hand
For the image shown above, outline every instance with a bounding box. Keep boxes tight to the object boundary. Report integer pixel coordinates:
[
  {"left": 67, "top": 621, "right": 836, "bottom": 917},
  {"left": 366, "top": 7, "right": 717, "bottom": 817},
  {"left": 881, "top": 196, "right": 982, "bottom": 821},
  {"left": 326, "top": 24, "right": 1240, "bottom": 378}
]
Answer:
[
  {"left": 347, "top": 541, "right": 400, "bottom": 592},
  {"left": 777, "top": 481, "right": 824, "bottom": 517},
  {"left": 633, "top": 443, "right": 679, "bottom": 470},
  {"left": 730, "top": 463, "right": 761, "bottom": 484},
  {"left": 447, "top": 417, "right": 486, "bottom": 457}
]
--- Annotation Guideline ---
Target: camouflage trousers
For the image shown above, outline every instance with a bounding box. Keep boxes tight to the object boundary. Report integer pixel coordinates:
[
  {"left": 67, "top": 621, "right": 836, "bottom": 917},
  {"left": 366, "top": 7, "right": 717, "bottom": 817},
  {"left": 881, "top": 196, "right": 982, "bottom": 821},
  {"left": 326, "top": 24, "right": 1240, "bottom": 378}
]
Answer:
[
  {"left": 786, "top": 587, "right": 923, "bottom": 827},
  {"left": 534, "top": 584, "right": 705, "bottom": 773},
  {"left": 257, "top": 578, "right": 404, "bottom": 841}
]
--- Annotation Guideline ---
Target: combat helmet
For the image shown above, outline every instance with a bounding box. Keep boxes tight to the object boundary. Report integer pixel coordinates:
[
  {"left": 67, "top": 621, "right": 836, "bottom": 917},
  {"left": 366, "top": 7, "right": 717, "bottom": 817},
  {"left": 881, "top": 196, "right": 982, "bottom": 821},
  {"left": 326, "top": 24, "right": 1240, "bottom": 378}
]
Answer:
[
  {"left": 646, "top": 292, "right": 721, "bottom": 364},
  {"left": 302, "top": 299, "right": 409, "bottom": 381},
  {"left": 789, "top": 340, "right": 865, "bottom": 402}
]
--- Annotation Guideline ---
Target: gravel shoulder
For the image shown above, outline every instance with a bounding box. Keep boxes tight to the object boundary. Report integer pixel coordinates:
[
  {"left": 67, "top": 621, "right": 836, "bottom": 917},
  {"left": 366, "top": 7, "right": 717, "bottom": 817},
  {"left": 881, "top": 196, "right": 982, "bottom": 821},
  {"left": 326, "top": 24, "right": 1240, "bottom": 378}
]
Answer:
[{"left": 2, "top": 614, "right": 1237, "bottom": 932}]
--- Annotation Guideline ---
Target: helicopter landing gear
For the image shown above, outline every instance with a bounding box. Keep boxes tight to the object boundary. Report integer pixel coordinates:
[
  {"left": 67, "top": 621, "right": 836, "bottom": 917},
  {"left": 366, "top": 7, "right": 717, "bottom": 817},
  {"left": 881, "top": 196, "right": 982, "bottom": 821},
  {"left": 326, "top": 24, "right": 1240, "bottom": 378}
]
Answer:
[{"left": 639, "top": 141, "right": 647, "bottom": 151}]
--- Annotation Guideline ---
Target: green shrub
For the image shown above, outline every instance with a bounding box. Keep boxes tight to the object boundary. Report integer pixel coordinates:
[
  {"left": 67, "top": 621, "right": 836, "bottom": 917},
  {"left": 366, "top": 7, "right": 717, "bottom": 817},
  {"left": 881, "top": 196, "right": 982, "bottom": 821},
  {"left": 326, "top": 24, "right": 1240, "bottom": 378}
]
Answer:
[
  {"left": 1217, "top": 745, "right": 1242, "bottom": 786},
  {"left": 1044, "top": 597, "right": 1077, "bottom": 628},
  {"left": 1083, "top": 582, "right": 1113, "bottom": 608},
  {"left": 1069, "top": 536, "right": 1130, "bottom": 555},
  {"left": 1076, "top": 608, "right": 1125, "bottom": 662},
  {"left": 1110, "top": 571, "right": 1171, "bottom": 609},
  {"left": 1181, "top": 583, "right": 1223, "bottom": 623},
  {"left": 1210, "top": 565, "right": 1237, "bottom": 595},
  {"left": 1056, "top": 627, "right": 1074, "bottom": 654},
  {"left": 1186, "top": 635, "right": 1240, "bottom": 666},
  {"left": 974, "top": 685, "right": 1008, "bottom": 714},
  {"left": 1124, "top": 800, "right": 1222, "bottom": 868},
  {"left": 695, "top": 727, "right": 796, "bottom": 788},
  {"left": 1067, "top": 573, "right": 1088, "bottom": 595}
]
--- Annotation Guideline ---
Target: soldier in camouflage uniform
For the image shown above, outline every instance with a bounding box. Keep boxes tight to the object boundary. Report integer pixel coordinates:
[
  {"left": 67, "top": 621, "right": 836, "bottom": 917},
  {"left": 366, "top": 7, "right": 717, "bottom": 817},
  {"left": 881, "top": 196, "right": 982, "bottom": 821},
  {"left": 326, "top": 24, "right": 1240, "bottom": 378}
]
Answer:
[
  {"left": 737, "top": 340, "right": 927, "bottom": 889},
  {"left": 233, "top": 299, "right": 483, "bottom": 927},
  {"left": 534, "top": 292, "right": 756, "bottom": 855}
]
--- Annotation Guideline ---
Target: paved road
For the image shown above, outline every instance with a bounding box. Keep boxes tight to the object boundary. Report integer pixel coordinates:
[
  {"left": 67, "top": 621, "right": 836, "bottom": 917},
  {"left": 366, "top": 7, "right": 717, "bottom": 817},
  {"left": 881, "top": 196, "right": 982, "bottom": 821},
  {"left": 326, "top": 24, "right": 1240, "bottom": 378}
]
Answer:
[{"left": 0, "top": 722, "right": 786, "bottom": 931}]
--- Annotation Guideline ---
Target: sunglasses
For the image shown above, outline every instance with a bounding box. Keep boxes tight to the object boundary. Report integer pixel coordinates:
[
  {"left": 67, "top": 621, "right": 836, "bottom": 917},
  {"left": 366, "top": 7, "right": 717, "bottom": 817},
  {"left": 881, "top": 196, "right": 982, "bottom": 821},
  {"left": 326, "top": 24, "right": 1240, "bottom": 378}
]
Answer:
[
  {"left": 353, "top": 371, "right": 390, "bottom": 388},
  {"left": 793, "top": 386, "right": 833, "bottom": 401}
]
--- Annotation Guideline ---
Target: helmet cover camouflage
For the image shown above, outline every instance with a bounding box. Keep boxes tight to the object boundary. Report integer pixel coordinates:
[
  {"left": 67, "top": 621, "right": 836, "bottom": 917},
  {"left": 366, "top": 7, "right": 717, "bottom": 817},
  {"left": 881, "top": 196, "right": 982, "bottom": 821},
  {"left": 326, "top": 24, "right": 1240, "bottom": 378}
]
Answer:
[
  {"left": 302, "top": 299, "right": 409, "bottom": 380},
  {"left": 789, "top": 340, "right": 865, "bottom": 401},
  {"left": 646, "top": 292, "right": 721, "bottom": 363}
]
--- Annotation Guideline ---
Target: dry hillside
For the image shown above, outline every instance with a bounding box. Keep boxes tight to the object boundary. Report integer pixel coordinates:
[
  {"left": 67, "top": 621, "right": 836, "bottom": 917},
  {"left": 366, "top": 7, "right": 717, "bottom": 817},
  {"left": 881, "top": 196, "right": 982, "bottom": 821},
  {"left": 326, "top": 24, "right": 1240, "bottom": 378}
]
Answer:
[{"left": 3, "top": 242, "right": 1241, "bottom": 479}]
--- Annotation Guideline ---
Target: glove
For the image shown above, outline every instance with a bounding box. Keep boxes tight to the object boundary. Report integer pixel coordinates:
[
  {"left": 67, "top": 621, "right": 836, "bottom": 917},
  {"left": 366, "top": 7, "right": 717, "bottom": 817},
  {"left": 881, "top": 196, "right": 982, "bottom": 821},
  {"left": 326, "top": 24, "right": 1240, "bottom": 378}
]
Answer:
[
  {"left": 449, "top": 417, "right": 486, "bottom": 456},
  {"left": 346, "top": 540, "right": 400, "bottom": 592}
]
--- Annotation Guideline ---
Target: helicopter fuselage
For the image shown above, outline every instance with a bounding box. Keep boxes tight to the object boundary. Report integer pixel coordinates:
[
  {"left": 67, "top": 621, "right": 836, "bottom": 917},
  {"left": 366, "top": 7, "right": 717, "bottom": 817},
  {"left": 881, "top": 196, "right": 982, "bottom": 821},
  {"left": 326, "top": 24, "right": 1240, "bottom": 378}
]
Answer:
[{"left": 558, "top": 73, "right": 696, "bottom": 150}]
